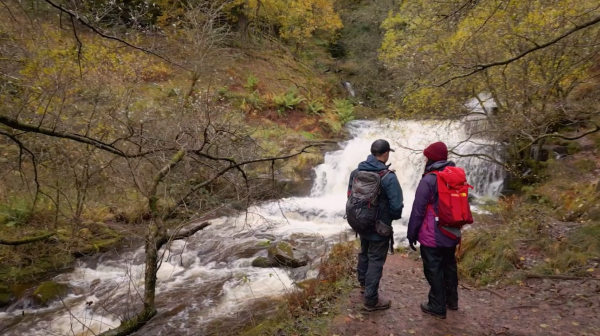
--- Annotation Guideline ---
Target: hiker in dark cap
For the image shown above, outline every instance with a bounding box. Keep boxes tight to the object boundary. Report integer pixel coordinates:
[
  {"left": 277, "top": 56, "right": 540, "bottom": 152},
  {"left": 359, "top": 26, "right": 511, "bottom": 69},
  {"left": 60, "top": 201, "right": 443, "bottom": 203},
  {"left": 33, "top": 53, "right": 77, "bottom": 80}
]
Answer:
[
  {"left": 407, "top": 141, "right": 462, "bottom": 319},
  {"left": 347, "top": 139, "right": 403, "bottom": 311}
]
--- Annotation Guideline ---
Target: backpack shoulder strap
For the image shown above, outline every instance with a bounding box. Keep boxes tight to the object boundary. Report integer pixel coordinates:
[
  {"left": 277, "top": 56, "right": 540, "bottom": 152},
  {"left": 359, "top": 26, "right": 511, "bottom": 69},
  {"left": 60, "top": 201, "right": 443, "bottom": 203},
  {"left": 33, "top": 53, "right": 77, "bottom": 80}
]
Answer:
[{"left": 378, "top": 169, "right": 392, "bottom": 177}]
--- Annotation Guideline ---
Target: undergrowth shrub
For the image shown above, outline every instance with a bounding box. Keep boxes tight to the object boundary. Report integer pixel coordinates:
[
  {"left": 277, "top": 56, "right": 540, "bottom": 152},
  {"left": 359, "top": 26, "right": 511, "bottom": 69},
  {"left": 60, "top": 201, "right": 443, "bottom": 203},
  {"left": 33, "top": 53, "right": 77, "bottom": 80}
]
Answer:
[
  {"left": 461, "top": 191, "right": 600, "bottom": 284},
  {"left": 242, "top": 91, "right": 264, "bottom": 111},
  {"left": 0, "top": 197, "right": 33, "bottom": 227}
]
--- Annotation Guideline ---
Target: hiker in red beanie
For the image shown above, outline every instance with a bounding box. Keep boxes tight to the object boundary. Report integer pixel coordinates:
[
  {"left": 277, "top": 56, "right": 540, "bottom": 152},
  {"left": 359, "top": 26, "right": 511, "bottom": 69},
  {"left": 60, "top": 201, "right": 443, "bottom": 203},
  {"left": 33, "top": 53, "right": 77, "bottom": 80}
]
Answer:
[{"left": 407, "top": 141, "right": 467, "bottom": 319}]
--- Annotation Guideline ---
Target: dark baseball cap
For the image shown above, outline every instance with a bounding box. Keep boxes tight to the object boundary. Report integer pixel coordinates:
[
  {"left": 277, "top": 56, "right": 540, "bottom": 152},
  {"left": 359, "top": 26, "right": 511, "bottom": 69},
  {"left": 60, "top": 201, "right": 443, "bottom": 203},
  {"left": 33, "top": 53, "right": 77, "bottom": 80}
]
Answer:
[{"left": 370, "top": 139, "right": 395, "bottom": 155}]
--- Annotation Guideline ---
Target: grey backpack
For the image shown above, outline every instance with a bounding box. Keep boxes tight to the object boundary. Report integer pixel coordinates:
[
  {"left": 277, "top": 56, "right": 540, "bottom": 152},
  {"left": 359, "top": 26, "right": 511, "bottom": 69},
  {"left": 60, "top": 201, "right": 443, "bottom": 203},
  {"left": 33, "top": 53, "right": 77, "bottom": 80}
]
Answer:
[{"left": 345, "top": 170, "right": 389, "bottom": 234}]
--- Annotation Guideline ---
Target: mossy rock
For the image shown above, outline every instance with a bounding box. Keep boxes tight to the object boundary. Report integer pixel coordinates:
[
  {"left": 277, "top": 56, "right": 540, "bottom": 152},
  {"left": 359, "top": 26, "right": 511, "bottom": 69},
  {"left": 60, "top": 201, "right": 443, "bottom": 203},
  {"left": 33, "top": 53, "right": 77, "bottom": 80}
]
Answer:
[
  {"left": 256, "top": 240, "right": 272, "bottom": 248},
  {"left": 251, "top": 256, "right": 279, "bottom": 268},
  {"left": 32, "top": 281, "right": 68, "bottom": 306},
  {"left": 267, "top": 241, "right": 309, "bottom": 268},
  {"left": 72, "top": 237, "right": 122, "bottom": 257},
  {"left": 0, "top": 283, "right": 13, "bottom": 308}
]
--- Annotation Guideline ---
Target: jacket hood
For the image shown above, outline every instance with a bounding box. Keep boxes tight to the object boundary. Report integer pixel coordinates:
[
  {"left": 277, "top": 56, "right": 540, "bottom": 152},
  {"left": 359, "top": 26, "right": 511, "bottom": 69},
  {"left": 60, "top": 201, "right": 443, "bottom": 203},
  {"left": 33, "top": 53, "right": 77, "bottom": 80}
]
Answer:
[
  {"left": 358, "top": 155, "right": 390, "bottom": 172},
  {"left": 424, "top": 160, "right": 455, "bottom": 174}
]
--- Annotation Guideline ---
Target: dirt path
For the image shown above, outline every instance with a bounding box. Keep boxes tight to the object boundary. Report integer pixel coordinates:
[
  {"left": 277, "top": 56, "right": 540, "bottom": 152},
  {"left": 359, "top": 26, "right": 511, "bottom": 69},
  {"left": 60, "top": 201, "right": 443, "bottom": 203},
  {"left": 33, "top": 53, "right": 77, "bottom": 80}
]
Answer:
[{"left": 329, "top": 254, "right": 600, "bottom": 336}]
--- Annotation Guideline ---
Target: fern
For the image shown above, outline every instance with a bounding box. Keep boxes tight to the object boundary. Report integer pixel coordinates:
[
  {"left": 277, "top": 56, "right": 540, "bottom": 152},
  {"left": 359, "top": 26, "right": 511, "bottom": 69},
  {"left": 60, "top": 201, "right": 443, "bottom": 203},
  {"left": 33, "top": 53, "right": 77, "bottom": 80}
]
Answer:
[
  {"left": 305, "top": 100, "right": 325, "bottom": 115},
  {"left": 333, "top": 99, "right": 355, "bottom": 125},
  {"left": 244, "top": 74, "right": 260, "bottom": 92},
  {"left": 273, "top": 89, "right": 306, "bottom": 114}
]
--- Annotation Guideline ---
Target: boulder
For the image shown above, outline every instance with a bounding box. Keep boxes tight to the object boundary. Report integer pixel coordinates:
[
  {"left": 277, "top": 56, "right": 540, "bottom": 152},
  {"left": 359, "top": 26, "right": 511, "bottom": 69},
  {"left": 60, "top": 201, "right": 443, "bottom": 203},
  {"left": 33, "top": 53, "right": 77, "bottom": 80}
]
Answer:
[
  {"left": 251, "top": 256, "right": 280, "bottom": 268},
  {"left": 32, "top": 281, "right": 69, "bottom": 306},
  {"left": 267, "top": 241, "right": 309, "bottom": 268}
]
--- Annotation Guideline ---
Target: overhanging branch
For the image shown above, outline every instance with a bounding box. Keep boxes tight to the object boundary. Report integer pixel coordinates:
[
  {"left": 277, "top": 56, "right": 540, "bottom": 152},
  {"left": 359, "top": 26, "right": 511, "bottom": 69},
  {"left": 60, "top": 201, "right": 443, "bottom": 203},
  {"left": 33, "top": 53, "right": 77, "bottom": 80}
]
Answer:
[
  {"left": 170, "top": 144, "right": 321, "bottom": 215},
  {"left": 156, "top": 221, "right": 211, "bottom": 250},
  {"left": 0, "top": 232, "right": 55, "bottom": 246},
  {"left": 437, "top": 14, "right": 600, "bottom": 86},
  {"left": 0, "top": 115, "right": 174, "bottom": 158},
  {"left": 518, "top": 122, "right": 600, "bottom": 154}
]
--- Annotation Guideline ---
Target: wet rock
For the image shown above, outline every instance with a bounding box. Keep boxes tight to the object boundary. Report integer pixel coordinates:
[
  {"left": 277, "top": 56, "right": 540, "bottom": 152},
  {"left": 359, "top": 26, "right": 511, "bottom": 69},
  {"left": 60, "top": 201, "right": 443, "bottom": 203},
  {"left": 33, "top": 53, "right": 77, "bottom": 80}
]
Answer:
[
  {"left": 551, "top": 145, "right": 569, "bottom": 159},
  {"left": 255, "top": 233, "right": 276, "bottom": 241},
  {"left": 268, "top": 241, "right": 309, "bottom": 268},
  {"left": 251, "top": 256, "right": 279, "bottom": 268},
  {"left": 32, "top": 281, "right": 69, "bottom": 306},
  {"left": 209, "top": 240, "right": 270, "bottom": 263}
]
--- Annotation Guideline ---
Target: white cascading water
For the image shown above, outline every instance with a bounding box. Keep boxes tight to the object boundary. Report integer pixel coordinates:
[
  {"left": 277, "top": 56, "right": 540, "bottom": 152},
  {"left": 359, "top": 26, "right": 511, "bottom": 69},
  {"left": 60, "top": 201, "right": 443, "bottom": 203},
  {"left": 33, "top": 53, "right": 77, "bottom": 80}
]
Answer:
[{"left": 0, "top": 119, "right": 504, "bottom": 336}]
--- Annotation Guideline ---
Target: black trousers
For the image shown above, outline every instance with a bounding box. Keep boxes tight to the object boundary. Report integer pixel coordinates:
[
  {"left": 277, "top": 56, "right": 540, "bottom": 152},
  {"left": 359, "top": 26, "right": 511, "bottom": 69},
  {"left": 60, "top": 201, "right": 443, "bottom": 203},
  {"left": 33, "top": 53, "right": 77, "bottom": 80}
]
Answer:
[
  {"left": 357, "top": 237, "right": 389, "bottom": 306},
  {"left": 420, "top": 245, "right": 459, "bottom": 314}
]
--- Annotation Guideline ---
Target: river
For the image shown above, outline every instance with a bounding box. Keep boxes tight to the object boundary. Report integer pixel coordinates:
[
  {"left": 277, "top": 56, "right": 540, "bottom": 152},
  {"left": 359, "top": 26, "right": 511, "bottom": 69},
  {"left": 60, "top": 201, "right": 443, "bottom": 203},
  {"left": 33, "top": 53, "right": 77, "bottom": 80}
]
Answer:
[{"left": 0, "top": 119, "right": 503, "bottom": 336}]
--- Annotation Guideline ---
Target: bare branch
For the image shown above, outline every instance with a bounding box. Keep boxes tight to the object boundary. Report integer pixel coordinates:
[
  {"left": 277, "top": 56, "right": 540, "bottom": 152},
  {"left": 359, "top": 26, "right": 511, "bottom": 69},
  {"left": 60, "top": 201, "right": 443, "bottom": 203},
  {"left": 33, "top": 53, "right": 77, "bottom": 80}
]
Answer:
[
  {"left": 0, "top": 129, "right": 40, "bottom": 198},
  {"left": 41, "top": 0, "right": 188, "bottom": 70}
]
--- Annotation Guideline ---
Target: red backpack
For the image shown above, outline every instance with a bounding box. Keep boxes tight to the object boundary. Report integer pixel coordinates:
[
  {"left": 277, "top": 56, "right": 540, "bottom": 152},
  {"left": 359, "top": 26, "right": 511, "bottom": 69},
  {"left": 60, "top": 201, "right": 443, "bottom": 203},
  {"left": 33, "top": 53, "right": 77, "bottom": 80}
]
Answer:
[{"left": 428, "top": 166, "right": 474, "bottom": 228}]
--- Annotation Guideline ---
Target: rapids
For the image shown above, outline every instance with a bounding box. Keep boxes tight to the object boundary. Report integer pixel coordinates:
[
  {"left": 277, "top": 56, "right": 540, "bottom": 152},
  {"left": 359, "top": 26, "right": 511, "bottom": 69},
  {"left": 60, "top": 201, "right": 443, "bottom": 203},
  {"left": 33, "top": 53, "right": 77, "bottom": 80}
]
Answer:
[{"left": 0, "top": 119, "right": 503, "bottom": 336}]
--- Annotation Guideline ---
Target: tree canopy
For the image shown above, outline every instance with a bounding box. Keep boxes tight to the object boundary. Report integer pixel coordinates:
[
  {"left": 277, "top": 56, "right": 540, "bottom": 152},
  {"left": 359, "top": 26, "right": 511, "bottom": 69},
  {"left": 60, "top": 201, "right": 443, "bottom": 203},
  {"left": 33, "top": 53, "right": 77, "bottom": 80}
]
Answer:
[{"left": 380, "top": 0, "right": 600, "bottom": 169}]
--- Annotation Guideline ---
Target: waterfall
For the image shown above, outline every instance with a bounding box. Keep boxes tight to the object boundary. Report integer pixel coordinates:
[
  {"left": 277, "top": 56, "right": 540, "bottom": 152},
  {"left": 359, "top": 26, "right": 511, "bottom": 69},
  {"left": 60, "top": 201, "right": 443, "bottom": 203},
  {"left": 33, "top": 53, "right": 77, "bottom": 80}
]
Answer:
[{"left": 0, "top": 119, "right": 504, "bottom": 336}]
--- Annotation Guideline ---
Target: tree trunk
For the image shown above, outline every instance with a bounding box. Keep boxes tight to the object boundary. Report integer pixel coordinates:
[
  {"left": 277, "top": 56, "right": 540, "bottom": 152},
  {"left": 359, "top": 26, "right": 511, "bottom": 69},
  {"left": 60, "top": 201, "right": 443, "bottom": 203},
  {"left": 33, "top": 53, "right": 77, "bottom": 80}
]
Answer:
[{"left": 144, "top": 219, "right": 160, "bottom": 315}]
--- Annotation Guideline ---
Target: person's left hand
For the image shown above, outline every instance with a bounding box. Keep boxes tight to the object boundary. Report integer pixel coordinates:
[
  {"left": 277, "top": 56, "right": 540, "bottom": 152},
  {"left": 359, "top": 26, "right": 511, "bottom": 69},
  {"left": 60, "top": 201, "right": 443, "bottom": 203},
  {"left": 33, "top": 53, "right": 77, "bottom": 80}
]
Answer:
[{"left": 408, "top": 239, "right": 418, "bottom": 251}]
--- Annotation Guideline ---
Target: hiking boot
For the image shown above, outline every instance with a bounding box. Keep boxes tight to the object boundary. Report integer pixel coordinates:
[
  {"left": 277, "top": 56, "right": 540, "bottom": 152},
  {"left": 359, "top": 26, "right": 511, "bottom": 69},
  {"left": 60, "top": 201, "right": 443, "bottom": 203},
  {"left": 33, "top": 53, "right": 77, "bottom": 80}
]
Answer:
[
  {"left": 446, "top": 288, "right": 458, "bottom": 310},
  {"left": 420, "top": 302, "right": 446, "bottom": 319},
  {"left": 447, "top": 302, "right": 458, "bottom": 311},
  {"left": 364, "top": 298, "right": 391, "bottom": 311}
]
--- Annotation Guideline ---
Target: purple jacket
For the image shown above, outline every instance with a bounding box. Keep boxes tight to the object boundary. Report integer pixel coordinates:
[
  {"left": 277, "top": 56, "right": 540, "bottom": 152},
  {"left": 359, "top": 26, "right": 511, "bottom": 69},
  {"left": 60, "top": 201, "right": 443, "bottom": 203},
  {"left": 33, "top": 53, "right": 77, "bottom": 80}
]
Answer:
[{"left": 407, "top": 160, "right": 461, "bottom": 248}]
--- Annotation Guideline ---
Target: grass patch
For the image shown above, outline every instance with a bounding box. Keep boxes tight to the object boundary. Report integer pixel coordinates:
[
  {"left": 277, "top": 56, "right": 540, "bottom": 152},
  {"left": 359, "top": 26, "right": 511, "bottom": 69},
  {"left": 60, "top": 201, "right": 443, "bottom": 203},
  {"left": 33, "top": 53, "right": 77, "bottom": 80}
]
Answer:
[{"left": 459, "top": 229, "right": 520, "bottom": 285}]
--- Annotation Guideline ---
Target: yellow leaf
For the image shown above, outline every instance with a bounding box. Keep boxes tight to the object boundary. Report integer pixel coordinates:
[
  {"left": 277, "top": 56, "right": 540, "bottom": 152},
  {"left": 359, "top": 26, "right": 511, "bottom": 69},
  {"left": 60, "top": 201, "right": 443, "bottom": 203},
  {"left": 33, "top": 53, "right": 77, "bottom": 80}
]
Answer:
[
  {"left": 572, "top": 322, "right": 580, "bottom": 326},
  {"left": 586, "top": 268, "right": 594, "bottom": 272},
  {"left": 520, "top": 257, "right": 525, "bottom": 261},
  {"left": 540, "top": 324, "right": 548, "bottom": 328}
]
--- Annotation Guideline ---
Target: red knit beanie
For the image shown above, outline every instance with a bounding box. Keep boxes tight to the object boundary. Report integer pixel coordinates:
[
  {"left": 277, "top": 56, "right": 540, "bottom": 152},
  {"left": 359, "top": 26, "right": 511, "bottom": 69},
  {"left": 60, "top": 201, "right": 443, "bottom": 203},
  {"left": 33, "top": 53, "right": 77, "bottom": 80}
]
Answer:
[{"left": 423, "top": 142, "right": 448, "bottom": 162}]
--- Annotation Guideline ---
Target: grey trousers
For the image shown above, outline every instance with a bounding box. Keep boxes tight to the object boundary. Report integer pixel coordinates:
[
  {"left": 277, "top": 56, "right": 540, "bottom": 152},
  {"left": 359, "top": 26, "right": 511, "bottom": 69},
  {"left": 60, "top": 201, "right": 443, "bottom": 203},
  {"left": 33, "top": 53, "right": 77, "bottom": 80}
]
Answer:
[{"left": 357, "top": 237, "right": 389, "bottom": 306}]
